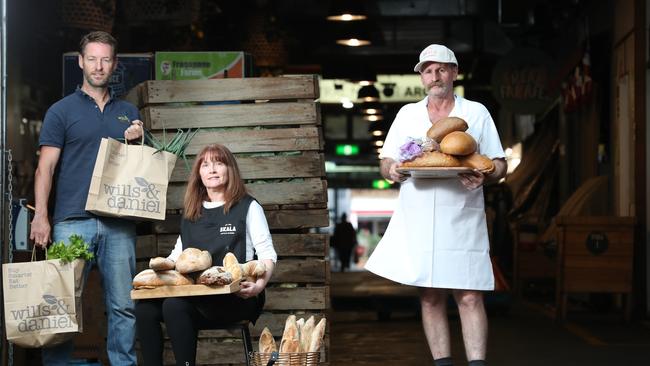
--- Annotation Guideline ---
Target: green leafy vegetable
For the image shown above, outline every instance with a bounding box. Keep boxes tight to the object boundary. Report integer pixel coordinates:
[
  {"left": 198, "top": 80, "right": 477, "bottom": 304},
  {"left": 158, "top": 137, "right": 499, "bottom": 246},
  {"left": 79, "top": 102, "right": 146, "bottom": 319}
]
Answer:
[
  {"left": 47, "top": 234, "right": 94, "bottom": 263},
  {"left": 144, "top": 128, "right": 200, "bottom": 170}
]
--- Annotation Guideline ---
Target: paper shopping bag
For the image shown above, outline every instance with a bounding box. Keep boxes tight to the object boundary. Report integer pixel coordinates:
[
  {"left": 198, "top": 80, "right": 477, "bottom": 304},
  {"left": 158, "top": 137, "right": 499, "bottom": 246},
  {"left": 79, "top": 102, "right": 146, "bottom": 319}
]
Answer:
[
  {"left": 85, "top": 138, "right": 177, "bottom": 221},
  {"left": 2, "top": 258, "right": 86, "bottom": 348}
]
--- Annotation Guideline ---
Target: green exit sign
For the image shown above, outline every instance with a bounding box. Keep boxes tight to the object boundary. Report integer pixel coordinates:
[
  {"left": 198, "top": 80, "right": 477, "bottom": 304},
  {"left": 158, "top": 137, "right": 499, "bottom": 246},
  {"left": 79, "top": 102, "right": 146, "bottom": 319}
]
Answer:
[
  {"left": 335, "top": 144, "right": 359, "bottom": 156},
  {"left": 372, "top": 179, "right": 391, "bottom": 189}
]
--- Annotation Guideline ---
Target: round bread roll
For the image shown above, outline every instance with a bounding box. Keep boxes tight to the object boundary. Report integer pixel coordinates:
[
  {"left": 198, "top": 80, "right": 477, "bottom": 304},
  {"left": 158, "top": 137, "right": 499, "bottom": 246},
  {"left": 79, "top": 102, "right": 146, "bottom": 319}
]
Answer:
[
  {"left": 427, "top": 117, "right": 469, "bottom": 142},
  {"left": 401, "top": 151, "right": 460, "bottom": 168},
  {"left": 459, "top": 153, "right": 495, "bottom": 174},
  {"left": 149, "top": 257, "right": 175, "bottom": 271},
  {"left": 440, "top": 131, "right": 477, "bottom": 156},
  {"left": 175, "top": 248, "right": 212, "bottom": 274},
  {"left": 132, "top": 269, "right": 193, "bottom": 289}
]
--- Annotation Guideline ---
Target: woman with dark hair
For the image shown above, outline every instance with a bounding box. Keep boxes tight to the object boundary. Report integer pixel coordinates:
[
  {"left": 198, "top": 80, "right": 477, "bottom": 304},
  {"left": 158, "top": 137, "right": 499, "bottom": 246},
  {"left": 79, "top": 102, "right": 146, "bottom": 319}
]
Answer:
[{"left": 135, "top": 144, "right": 276, "bottom": 366}]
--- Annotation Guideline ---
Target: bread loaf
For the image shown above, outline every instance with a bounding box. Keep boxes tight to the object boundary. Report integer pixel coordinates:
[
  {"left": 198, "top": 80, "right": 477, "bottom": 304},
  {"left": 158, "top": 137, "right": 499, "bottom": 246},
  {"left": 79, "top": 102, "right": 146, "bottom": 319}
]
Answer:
[
  {"left": 149, "top": 257, "right": 175, "bottom": 271},
  {"left": 259, "top": 327, "right": 277, "bottom": 353},
  {"left": 241, "top": 260, "right": 267, "bottom": 280},
  {"left": 279, "top": 314, "right": 300, "bottom": 353},
  {"left": 459, "top": 153, "right": 495, "bottom": 174},
  {"left": 223, "top": 252, "right": 242, "bottom": 282},
  {"left": 197, "top": 266, "right": 233, "bottom": 285},
  {"left": 300, "top": 316, "right": 315, "bottom": 353},
  {"left": 175, "top": 248, "right": 212, "bottom": 274},
  {"left": 307, "top": 318, "right": 326, "bottom": 352},
  {"left": 401, "top": 151, "right": 460, "bottom": 168},
  {"left": 439, "top": 131, "right": 477, "bottom": 156},
  {"left": 132, "top": 269, "right": 193, "bottom": 289},
  {"left": 427, "top": 117, "right": 468, "bottom": 142}
]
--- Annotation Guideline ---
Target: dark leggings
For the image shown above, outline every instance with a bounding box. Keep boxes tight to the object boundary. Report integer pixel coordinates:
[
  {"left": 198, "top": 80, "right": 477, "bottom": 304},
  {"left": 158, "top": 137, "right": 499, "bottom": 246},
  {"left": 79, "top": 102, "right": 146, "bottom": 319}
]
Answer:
[{"left": 135, "top": 295, "right": 260, "bottom": 366}]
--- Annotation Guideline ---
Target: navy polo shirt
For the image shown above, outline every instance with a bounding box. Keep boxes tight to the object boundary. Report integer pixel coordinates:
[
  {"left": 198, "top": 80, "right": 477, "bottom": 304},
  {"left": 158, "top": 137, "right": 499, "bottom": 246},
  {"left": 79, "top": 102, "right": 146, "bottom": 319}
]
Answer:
[{"left": 39, "top": 88, "right": 140, "bottom": 224}]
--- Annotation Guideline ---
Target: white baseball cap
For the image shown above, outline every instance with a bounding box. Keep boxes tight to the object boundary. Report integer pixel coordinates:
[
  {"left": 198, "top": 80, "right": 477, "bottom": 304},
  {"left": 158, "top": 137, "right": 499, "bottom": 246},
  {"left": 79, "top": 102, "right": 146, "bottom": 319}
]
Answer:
[{"left": 413, "top": 44, "right": 458, "bottom": 72}]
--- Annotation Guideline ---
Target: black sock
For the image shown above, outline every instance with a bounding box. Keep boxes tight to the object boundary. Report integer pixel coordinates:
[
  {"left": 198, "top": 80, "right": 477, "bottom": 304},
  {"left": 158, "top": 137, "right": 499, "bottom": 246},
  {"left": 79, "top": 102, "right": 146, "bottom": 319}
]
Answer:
[
  {"left": 468, "top": 360, "right": 486, "bottom": 366},
  {"left": 434, "top": 357, "right": 454, "bottom": 366}
]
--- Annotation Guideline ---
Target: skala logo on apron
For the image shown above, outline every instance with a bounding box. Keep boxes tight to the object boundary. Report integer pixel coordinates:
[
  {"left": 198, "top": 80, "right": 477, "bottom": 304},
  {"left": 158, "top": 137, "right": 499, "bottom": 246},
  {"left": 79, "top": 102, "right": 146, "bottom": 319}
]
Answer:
[
  {"left": 10, "top": 294, "right": 74, "bottom": 332},
  {"left": 103, "top": 177, "right": 161, "bottom": 213},
  {"left": 220, "top": 224, "right": 236, "bottom": 235}
]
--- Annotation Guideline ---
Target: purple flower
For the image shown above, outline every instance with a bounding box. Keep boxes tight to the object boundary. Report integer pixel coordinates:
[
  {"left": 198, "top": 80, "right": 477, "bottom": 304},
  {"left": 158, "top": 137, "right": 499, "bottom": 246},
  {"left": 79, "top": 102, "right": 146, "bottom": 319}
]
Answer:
[{"left": 399, "top": 138, "right": 423, "bottom": 162}]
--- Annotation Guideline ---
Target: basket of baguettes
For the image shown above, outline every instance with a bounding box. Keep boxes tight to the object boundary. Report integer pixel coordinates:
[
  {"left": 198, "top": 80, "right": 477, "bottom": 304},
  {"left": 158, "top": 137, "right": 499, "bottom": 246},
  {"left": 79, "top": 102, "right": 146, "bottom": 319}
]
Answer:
[
  {"left": 397, "top": 116, "right": 495, "bottom": 174},
  {"left": 252, "top": 314, "right": 326, "bottom": 366},
  {"left": 130, "top": 248, "right": 266, "bottom": 299}
]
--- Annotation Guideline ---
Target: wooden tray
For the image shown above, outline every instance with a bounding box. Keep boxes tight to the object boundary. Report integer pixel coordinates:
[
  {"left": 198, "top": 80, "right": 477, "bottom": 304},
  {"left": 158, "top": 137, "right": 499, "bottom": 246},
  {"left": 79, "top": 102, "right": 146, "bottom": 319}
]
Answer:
[
  {"left": 130, "top": 281, "right": 240, "bottom": 300},
  {"left": 397, "top": 167, "right": 473, "bottom": 178}
]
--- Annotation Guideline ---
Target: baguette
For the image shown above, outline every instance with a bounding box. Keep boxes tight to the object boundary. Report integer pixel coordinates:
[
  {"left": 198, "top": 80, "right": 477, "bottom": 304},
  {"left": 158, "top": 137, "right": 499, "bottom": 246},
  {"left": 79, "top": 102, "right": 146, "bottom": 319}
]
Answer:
[
  {"left": 279, "top": 314, "right": 300, "bottom": 353},
  {"left": 308, "top": 318, "right": 326, "bottom": 352},
  {"left": 258, "top": 327, "right": 277, "bottom": 353},
  {"left": 427, "top": 117, "right": 468, "bottom": 142},
  {"left": 149, "top": 257, "right": 175, "bottom": 271},
  {"left": 300, "top": 316, "right": 315, "bottom": 353}
]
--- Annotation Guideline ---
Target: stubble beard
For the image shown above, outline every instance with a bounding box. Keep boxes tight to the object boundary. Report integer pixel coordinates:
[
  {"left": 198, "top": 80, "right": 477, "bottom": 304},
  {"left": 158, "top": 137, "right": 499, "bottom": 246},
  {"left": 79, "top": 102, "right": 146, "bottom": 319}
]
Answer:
[
  {"left": 83, "top": 69, "right": 111, "bottom": 88},
  {"left": 426, "top": 82, "right": 452, "bottom": 98}
]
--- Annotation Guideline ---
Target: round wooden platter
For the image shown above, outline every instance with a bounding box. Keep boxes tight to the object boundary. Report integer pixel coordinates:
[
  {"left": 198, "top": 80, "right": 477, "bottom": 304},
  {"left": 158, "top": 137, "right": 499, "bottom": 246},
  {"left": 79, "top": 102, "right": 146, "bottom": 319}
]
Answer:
[{"left": 396, "top": 167, "right": 473, "bottom": 178}]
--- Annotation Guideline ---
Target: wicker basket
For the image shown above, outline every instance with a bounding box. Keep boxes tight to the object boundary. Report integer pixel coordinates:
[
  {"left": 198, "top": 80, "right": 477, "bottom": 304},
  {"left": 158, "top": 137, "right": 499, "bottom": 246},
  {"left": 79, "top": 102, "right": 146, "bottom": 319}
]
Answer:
[{"left": 250, "top": 351, "right": 320, "bottom": 366}]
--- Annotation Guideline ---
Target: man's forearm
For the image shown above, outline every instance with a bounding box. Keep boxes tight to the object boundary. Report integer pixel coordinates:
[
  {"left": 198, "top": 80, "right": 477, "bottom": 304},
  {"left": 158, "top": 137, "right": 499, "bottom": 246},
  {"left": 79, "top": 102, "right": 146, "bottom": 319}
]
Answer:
[
  {"left": 486, "top": 158, "right": 507, "bottom": 183},
  {"left": 380, "top": 158, "right": 396, "bottom": 180},
  {"left": 33, "top": 166, "right": 53, "bottom": 216}
]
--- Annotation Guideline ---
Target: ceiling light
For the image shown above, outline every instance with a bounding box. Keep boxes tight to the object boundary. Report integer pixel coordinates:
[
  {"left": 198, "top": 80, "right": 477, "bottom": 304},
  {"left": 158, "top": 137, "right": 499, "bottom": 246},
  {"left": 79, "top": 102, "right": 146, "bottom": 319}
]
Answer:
[
  {"left": 327, "top": 0, "right": 368, "bottom": 21},
  {"left": 357, "top": 85, "right": 380, "bottom": 102},
  {"left": 341, "top": 97, "right": 354, "bottom": 109},
  {"left": 360, "top": 101, "right": 382, "bottom": 114},
  {"left": 371, "top": 130, "right": 384, "bottom": 137},
  {"left": 363, "top": 114, "right": 384, "bottom": 122},
  {"left": 373, "top": 140, "right": 384, "bottom": 147},
  {"left": 336, "top": 38, "right": 371, "bottom": 47}
]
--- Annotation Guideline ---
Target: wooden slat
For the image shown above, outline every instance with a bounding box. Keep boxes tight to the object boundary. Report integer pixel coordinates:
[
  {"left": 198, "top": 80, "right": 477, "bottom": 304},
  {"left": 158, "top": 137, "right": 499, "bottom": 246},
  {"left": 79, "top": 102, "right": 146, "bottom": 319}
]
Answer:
[
  {"left": 154, "top": 233, "right": 328, "bottom": 257},
  {"left": 564, "top": 255, "right": 632, "bottom": 270},
  {"left": 128, "top": 76, "right": 319, "bottom": 105},
  {"left": 264, "top": 287, "right": 329, "bottom": 310},
  {"left": 166, "top": 178, "right": 327, "bottom": 208},
  {"left": 170, "top": 152, "right": 325, "bottom": 182},
  {"left": 153, "top": 127, "right": 322, "bottom": 154},
  {"left": 130, "top": 282, "right": 239, "bottom": 300},
  {"left": 164, "top": 338, "right": 246, "bottom": 365},
  {"left": 152, "top": 209, "right": 329, "bottom": 233},
  {"left": 563, "top": 267, "right": 633, "bottom": 292},
  {"left": 271, "top": 259, "right": 327, "bottom": 283},
  {"left": 563, "top": 230, "right": 633, "bottom": 256},
  {"left": 146, "top": 101, "right": 319, "bottom": 130}
]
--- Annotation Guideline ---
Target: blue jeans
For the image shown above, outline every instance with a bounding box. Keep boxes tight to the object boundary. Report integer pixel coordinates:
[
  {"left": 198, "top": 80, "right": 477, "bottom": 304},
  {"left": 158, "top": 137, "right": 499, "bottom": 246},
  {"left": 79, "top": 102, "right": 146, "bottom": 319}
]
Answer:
[{"left": 42, "top": 217, "right": 137, "bottom": 366}]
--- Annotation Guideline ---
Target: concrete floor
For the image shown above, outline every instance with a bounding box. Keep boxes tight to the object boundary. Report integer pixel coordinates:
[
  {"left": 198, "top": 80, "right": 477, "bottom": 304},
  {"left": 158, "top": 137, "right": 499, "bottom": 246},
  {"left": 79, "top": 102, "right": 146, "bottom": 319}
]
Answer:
[{"left": 329, "top": 271, "right": 650, "bottom": 366}]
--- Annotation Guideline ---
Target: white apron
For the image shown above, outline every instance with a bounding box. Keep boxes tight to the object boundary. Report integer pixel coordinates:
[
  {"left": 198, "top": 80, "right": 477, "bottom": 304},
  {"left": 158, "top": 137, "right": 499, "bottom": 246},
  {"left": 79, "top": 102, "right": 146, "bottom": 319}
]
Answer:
[{"left": 365, "top": 95, "right": 503, "bottom": 290}]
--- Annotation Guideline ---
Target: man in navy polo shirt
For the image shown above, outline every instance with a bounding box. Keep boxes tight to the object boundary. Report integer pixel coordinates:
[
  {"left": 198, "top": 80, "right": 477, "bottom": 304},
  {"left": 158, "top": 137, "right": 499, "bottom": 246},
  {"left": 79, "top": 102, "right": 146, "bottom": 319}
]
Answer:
[{"left": 30, "top": 31, "right": 143, "bottom": 366}]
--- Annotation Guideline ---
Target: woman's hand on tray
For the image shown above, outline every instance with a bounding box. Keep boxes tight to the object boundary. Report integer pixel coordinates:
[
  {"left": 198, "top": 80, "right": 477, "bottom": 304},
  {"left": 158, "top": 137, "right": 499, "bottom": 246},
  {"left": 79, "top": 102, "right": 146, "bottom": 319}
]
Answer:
[{"left": 237, "top": 279, "right": 264, "bottom": 299}]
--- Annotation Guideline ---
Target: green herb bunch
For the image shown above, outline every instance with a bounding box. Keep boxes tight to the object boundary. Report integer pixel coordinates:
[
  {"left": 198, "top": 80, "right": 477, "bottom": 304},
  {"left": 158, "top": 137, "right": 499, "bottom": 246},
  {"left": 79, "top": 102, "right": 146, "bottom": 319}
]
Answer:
[
  {"left": 47, "top": 234, "right": 94, "bottom": 263},
  {"left": 145, "top": 128, "right": 200, "bottom": 170}
]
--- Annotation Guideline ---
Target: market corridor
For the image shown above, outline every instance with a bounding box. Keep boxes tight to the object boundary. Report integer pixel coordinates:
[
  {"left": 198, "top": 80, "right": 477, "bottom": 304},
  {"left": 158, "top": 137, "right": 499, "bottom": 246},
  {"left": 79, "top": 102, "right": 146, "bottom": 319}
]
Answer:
[{"left": 329, "top": 271, "right": 650, "bottom": 366}]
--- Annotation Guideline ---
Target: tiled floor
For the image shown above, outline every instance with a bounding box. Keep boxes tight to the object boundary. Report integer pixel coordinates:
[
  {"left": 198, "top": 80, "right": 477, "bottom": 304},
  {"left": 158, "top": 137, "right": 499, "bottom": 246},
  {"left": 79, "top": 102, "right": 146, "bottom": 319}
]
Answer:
[{"left": 329, "top": 271, "right": 650, "bottom": 366}]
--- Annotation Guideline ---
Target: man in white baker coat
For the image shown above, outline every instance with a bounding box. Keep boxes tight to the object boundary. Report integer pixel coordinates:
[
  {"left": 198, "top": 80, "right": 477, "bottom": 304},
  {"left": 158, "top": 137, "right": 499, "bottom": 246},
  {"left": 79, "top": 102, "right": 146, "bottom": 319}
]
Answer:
[{"left": 365, "top": 44, "right": 507, "bottom": 366}]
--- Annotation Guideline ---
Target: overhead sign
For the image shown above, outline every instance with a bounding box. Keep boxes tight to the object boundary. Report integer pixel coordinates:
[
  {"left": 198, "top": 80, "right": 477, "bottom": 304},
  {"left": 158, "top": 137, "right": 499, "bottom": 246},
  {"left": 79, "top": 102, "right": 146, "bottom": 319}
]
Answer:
[
  {"left": 320, "top": 75, "right": 433, "bottom": 103},
  {"left": 491, "top": 47, "right": 556, "bottom": 114}
]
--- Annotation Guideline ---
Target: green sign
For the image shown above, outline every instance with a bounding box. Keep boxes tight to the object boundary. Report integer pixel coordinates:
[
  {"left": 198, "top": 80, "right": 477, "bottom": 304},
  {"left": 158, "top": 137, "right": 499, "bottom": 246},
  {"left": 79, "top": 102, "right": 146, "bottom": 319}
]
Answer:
[
  {"left": 155, "top": 52, "right": 250, "bottom": 80},
  {"left": 335, "top": 144, "right": 360, "bottom": 156},
  {"left": 372, "top": 179, "right": 391, "bottom": 189}
]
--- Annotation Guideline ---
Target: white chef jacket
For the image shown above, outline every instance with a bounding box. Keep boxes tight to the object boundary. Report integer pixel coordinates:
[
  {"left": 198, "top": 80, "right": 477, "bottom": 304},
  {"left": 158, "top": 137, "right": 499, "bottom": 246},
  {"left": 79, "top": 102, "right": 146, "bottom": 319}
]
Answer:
[{"left": 365, "top": 95, "right": 505, "bottom": 290}]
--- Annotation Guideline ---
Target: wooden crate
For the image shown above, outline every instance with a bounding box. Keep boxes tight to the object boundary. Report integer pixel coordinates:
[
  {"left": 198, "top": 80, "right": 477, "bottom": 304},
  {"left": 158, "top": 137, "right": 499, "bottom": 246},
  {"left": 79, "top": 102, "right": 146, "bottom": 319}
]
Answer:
[
  {"left": 128, "top": 76, "right": 330, "bottom": 365},
  {"left": 554, "top": 216, "right": 635, "bottom": 321}
]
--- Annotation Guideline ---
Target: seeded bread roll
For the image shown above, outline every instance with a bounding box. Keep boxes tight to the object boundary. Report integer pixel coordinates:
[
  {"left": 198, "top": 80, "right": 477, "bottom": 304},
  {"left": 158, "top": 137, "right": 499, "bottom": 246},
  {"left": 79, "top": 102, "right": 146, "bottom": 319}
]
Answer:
[
  {"left": 175, "top": 248, "right": 212, "bottom": 274},
  {"left": 439, "top": 131, "right": 477, "bottom": 156},
  {"left": 149, "top": 257, "right": 175, "bottom": 271},
  {"left": 427, "top": 117, "right": 469, "bottom": 142},
  {"left": 197, "top": 266, "right": 233, "bottom": 285},
  {"left": 401, "top": 151, "right": 461, "bottom": 167},
  {"left": 132, "top": 269, "right": 193, "bottom": 289},
  {"left": 459, "top": 152, "right": 496, "bottom": 174}
]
